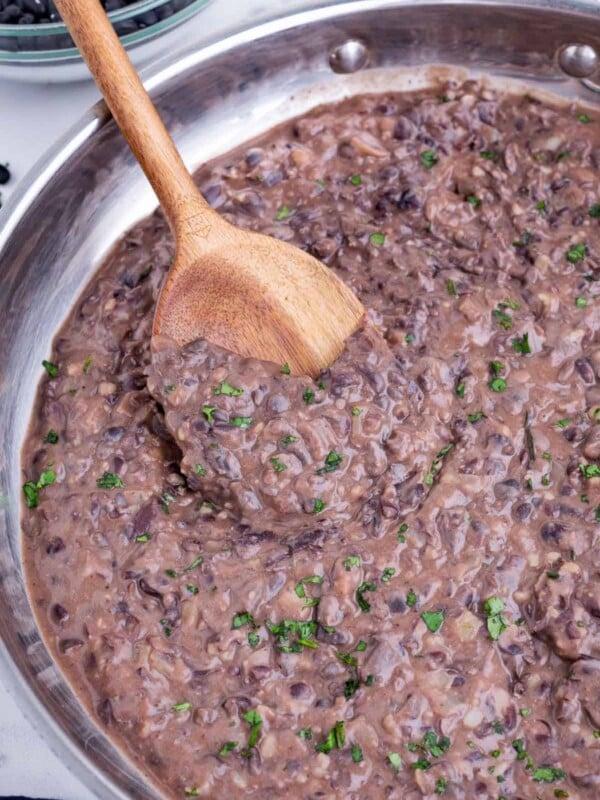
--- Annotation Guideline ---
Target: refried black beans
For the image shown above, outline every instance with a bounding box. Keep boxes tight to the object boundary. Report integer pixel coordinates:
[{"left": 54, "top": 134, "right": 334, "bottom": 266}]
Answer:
[{"left": 21, "top": 81, "right": 600, "bottom": 799}]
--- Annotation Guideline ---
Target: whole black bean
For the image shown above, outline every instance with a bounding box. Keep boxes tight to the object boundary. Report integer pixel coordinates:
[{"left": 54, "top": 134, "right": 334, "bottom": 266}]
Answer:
[{"left": 575, "top": 357, "right": 595, "bottom": 385}]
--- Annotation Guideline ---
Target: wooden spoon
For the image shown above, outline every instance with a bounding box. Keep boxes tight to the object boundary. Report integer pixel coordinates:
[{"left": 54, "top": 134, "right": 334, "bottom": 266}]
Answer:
[{"left": 54, "top": 0, "right": 365, "bottom": 377}]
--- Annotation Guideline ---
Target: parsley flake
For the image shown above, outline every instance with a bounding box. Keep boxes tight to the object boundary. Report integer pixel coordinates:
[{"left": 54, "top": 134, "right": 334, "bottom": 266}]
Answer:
[
  {"left": 512, "top": 332, "right": 532, "bottom": 354},
  {"left": 421, "top": 150, "right": 438, "bottom": 169},
  {"left": 96, "top": 472, "right": 124, "bottom": 490},
  {"left": 483, "top": 596, "right": 508, "bottom": 641},
  {"left": 230, "top": 416, "right": 253, "bottom": 429},
  {"left": 315, "top": 720, "right": 345, "bottom": 754},
  {"left": 232, "top": 611, "right": 256, "bottom": 630},
  {"left": 313, "top": 498, "right": 326, "bottom": 514},
  {"left": 218, "top": 741, "right": 238, "bottom": 757},
  {"left": 356, "top": 581, "right": 377, "bottom": 612},
  {"left": 172, "top": 701, "right": 192, "bottom": 712},
  {"left": 316, "top": 450, "right": 343, "bottom": 475},
  {"left": 275, "top": 206, "right": 293, "bottom": 221},
  {"left": 202, "top": 405, "right": 216, "bottom": 422},
  {"left": 567, "top": 243, "right": 587, "bottom": 263},
  {"left": 303, "top": 387, "right": 315, "bottom": 404},
  {"left": 213, "top": 380, "right": 243, "bottom": 397},
  {"left": 388, "top": 752, "right": 402, "bottom": 772},
  {"left": 351, "top": 742, "right": 363, "bottom": 763},
  {"left": 421, "top": 610, "right": 445, "bottom": 633},
  {"left": 42, "top": 360, "right": 59, "bottom": 377}
]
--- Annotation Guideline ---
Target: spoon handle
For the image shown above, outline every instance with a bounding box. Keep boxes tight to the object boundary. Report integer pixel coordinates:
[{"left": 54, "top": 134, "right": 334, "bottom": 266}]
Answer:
[{"left": 54, "top": 0, "right": 216, "bottom": 239}]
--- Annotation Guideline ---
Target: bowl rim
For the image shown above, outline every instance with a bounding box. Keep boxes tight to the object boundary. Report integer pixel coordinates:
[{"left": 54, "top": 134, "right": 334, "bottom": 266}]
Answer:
[
  {"left": 0, "top": 0, "right": 212, "bottom": 63},
  {"left": 1, "top": 1, "right": 600, "bottom": 797},
  {"left": 0, "top": 0, "right": 185, "bottom": 35}
]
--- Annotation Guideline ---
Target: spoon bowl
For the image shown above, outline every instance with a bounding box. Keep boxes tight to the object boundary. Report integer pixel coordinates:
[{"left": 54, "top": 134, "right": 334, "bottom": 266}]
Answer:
[{"left": 54, "top": 0, "right": 364, "bottom": 377}]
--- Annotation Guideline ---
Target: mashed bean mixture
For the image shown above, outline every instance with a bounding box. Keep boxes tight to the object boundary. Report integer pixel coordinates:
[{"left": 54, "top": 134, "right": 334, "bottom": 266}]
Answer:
[{"left": 22, "top": 82, "right": 600, "bottom": 799}]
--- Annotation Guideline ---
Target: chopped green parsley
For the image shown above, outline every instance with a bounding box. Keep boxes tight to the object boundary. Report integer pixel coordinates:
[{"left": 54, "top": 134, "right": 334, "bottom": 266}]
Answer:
[
  {"left": 512, "top": 332, "right": 531, "bottom": 354},
  {"left": 356, "top": 581, "right": 377, "bottom": 612},
  {"left": 275, "top": 205, "right": 293, "bottom": 221},
  {"left": 313, "top": 498, "right": 326, "bottom": 514},
  {"left": 351, "top": 742, "right": 364, "bottom": 763},
  {"left": 232, "top": 611, "right": 256, "bottom": 630},
  {"left": 467, "top": 411, "right": 485, "bottom": 424},
  {"left": 315, "top": 720, "right": 345, "bottom": 754},
  {"left": 242, "top": 709, "right": 263, "bottom": 753},
  {"left": 492, "top": 306, "right": 513, "bottom": 330},
  {"left": 22, "top": 469, "right": 56, "bottom": 509},
  {"left": 266, "top": 618, "right": 318, "bottom": 652},
  {"left": 42, "top": 360, "right": 58, "bottom": 377},
  {"left": 580, "top": 463, "right": 600, "bottom": 479},
  {"left": 421, "top": 610, "right": 445, "bottom": 633},
  {"left": 483, "top": 596, "right": 508, "bottom": 641},
  {"left": 532, "top": 767, "right": 566, "bottom": 783},
  {"left": 316, "top": 450, "right": 343, "bottom": 475},
  {"left": 230, "top": 416, "right": 253, "bottom": 429},
  {"left": 213, "top": 380, "right": 243, "bottom": 396},
  {"left": 218, "top": 741, "right": 238, "bottom": 757},
  {"left": 96, "top": 471, "right": 124, "bottom": 490},
  {"left": 303, "top": 387, "right": 315, "bottom": 404},
  {"left": 202, "top": 405, "right": 216, "bottom": 422},
  {"left": 387, "top": 752, "right": 402, "bottom": 772},
  {"left": 567, "top": 243, "right": 587, "bottom": 263},
  {"left": 421, "top": 150, "right": 438, "bottom": 169}
]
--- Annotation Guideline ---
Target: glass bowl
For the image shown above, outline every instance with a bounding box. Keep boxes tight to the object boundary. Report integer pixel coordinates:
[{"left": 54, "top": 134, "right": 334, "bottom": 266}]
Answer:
[{"left": 0, "top": 0, "right": 213, "bottom": 82}]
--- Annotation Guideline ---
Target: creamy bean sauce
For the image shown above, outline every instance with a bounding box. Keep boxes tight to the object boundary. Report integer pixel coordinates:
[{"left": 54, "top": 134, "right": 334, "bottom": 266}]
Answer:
[{"left": 22, "top": 82, "right": 600, "bottom": 799}]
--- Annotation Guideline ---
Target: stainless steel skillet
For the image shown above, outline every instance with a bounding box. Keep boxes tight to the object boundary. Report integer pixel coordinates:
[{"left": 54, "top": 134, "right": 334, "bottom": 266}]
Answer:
[{"left": 1, "top": 2, "right": 600, "bottom": 797}]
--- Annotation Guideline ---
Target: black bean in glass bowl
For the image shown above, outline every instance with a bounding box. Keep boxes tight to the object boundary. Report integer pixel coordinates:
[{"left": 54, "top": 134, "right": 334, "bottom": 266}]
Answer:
[{"left": 0, "top": 0, "right": 204, "bottom": 54}]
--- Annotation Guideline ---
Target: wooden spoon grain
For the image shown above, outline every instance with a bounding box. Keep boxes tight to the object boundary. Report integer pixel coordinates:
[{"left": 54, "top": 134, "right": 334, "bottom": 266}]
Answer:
[{"left": 54, "top": 0, "right": 365, "bottom": 377}]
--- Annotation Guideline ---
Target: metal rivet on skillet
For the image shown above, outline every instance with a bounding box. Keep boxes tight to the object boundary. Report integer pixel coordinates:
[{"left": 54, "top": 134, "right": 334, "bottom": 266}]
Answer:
[
  {"left": 329, "top": 40, "right": 369, "bottom": 74},
  {"left": 557, "top": 43, "right": 599, "bottom": 78}
]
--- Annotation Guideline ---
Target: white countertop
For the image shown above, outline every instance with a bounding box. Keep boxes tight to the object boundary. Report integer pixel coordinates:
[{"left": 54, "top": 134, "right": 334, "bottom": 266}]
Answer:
[{"left": 0, "top": 1, "right": 310, "bottom": 796}]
